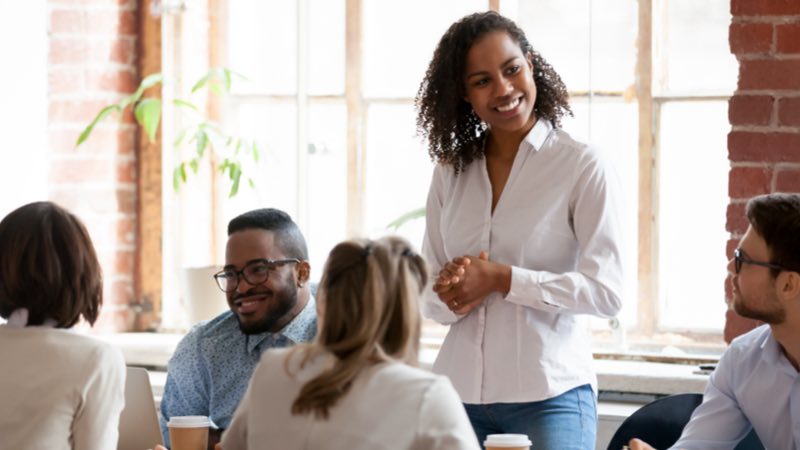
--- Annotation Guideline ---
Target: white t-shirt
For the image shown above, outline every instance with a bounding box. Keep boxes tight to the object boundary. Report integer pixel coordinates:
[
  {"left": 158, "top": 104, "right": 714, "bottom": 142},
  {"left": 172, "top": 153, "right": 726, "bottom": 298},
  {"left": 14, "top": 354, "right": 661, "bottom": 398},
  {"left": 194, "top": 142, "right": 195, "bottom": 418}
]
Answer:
[
  {"left": 222, "top": 347, "right": 480, "bottom": 450},
  {"left": 0, "top": 325, "right": 127, "bottom": 450}
]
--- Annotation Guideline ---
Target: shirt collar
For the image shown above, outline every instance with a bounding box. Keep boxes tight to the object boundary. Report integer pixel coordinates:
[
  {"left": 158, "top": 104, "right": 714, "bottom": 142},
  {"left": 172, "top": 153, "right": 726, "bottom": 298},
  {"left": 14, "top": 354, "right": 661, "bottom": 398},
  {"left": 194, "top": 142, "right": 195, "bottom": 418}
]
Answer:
[
  {"left": 6, "top": 308, "right": 57, "bottom": 328},
  {"left": 244, "top": 295, "right": 317, "bottom": 354},
  {"left": 521, "top": 118, "right": 553, "bottom": 153},
  {"left": 760, "top": 327, "right": 780, "bottom": 364},
  {"left": 279, "top": 295, "right": 317, "bottom": 344},
  {"left": 760, "top": 326, "right": 796, "bottom": 376}
]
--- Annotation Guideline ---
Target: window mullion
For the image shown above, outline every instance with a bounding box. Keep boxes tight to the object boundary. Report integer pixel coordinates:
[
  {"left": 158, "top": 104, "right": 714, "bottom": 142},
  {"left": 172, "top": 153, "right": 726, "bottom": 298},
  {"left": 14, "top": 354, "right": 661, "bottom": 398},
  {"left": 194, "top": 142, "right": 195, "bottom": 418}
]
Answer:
[
  {"left": 637, "top": 0, "right": 658, "bottom": 336},
  {"left": 345, "top": 0, "right": 365, "bottom": 238}
]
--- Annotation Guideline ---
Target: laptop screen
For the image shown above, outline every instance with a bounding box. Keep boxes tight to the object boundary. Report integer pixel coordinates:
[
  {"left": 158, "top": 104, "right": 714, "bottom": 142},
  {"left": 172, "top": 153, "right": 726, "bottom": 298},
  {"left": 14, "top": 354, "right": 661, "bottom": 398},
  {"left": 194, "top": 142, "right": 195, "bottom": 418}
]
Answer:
[{"left": 118, "top": 367, "right": 164, "bottom": 450}]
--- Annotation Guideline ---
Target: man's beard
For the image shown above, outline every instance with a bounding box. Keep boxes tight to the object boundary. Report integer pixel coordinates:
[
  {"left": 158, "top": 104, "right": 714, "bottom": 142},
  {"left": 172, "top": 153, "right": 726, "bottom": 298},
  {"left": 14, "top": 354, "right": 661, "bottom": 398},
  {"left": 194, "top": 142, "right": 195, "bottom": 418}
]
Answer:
[
  {"left": 235, "top": 276, "right": 299, "bottom": 335},
  {"left": 733, "top": 290, "right": 786, "bottom": 325}
]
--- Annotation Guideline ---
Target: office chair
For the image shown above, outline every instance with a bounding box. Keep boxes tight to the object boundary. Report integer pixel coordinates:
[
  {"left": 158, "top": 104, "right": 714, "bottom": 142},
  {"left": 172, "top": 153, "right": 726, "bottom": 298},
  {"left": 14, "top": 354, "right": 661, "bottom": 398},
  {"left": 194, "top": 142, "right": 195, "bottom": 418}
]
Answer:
[{"left": 606, "top": 393, "right": 763, "bottom": 450}]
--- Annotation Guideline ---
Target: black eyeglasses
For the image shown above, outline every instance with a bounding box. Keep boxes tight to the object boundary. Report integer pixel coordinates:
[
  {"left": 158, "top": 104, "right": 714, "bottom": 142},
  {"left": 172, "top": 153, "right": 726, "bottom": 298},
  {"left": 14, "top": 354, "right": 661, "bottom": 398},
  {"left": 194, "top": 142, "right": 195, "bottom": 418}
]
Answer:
[
  {"left": 213, "top": 258, "right": 300, "bottom": 292},
  {"left": 733, "top": 248, "right": 787, "bottom": 274}
]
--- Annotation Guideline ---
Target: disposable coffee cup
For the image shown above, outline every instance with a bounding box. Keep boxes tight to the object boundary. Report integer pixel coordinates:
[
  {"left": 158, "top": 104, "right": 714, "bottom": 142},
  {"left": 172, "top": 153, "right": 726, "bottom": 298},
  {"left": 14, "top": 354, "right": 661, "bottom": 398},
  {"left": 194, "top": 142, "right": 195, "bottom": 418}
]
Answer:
[
  {"left": 484, "top": 433, "right": 532, "bottom": 450},
  {"left": 167, "top": 416, "right": 211, "bottom": 450}
]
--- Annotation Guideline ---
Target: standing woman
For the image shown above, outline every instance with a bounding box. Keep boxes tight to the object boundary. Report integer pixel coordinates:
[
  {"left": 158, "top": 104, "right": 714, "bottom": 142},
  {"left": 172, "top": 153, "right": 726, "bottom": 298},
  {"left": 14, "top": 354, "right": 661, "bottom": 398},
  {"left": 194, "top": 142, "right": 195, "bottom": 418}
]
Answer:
[
  {"left": 222, "top": 236, "right": 479, "bottom": 450},
  {"left": 416, "top": 11, "right": 624, "bottom": 450},
  {"left": 0, "top": 202, "right": 126, "bottom": 450}
]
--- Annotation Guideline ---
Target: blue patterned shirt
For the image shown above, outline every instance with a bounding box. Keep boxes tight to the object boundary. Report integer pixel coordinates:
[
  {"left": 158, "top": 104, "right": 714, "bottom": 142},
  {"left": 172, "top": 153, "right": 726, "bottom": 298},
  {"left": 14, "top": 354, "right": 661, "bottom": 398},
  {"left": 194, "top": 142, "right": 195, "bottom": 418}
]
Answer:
[{"left": 159, "top": 298, "right": 317, "bottom": 446}]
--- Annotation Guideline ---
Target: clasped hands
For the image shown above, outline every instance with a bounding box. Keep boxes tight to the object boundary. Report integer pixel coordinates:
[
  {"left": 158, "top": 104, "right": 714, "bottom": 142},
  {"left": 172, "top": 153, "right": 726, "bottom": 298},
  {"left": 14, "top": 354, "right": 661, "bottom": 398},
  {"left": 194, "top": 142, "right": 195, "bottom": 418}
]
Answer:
[{"left": 434, "top": 251, "right": 506, "bottom": 315}]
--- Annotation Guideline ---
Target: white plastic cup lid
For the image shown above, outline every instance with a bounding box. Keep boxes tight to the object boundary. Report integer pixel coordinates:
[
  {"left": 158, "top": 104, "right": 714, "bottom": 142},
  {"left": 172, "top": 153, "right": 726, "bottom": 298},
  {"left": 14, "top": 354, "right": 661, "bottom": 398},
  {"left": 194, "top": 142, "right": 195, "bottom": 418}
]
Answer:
[
  {"left": 484, "top": 434, "right": 532, "bottom": 447},
  {"left": 167, "top": 416, "right": 211, "bottom": 428}
]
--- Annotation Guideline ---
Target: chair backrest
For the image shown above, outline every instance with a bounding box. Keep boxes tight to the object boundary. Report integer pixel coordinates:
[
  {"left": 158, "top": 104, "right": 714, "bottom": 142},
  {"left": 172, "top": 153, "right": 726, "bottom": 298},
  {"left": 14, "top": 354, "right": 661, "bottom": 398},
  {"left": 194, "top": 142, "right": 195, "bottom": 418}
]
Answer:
[
  {"left": 607, "top": 393, "right": 702, "bottom": 450},
  {"left": 606, "top": 393, "right": 763, "bottom": 450}
]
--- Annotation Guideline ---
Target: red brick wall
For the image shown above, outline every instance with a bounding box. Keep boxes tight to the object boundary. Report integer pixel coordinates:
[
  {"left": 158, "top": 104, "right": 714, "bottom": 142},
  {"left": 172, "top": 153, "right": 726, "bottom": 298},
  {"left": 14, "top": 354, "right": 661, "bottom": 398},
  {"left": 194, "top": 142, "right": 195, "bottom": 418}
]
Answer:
[
  {"left": 47, "top": 0, "right": 139, "bottom": 331},
  {"left": 726, "top": 0, "right": 800, "bottom": 342}
]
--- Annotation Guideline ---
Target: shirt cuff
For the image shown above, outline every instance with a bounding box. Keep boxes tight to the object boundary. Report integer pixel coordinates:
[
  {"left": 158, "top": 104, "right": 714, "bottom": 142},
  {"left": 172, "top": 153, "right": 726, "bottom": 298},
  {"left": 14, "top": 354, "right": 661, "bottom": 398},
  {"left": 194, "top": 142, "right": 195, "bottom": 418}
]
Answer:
[{"left": 505, "top": 265, "right": 561, "bottom": 312}]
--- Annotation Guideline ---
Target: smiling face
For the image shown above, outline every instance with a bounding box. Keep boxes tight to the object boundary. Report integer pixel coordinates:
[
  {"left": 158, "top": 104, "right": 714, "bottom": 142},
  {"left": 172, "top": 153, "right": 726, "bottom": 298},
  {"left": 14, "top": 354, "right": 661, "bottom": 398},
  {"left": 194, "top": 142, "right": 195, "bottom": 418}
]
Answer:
[
  {"left": 224, "top": 229, "right": 304, "bottom": 334},
  {"left": 463, "top": 30, "right": 537, "bottom": 137},
  {"left": 728, "top": 225, "right": 786, "bottom": 324}
]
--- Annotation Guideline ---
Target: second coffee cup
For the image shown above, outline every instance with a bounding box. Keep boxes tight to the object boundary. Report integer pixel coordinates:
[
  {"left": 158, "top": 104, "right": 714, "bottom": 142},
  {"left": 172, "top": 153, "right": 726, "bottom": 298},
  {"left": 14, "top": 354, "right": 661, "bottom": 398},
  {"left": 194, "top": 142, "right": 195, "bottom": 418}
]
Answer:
[
  {"left": 167, "top": 416, "right": 211, "bottom": 450},
  {"left": 484, "top": 433, "right": 532, "bottom": 450}
]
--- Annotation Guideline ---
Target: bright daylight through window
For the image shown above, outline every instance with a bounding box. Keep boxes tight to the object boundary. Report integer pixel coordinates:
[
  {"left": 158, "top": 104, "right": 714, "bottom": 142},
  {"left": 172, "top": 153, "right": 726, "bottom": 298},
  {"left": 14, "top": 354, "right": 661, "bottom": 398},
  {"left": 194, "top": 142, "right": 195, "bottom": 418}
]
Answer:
[{"left": 163, "top": 0, "right": 737, "bottom": 359}]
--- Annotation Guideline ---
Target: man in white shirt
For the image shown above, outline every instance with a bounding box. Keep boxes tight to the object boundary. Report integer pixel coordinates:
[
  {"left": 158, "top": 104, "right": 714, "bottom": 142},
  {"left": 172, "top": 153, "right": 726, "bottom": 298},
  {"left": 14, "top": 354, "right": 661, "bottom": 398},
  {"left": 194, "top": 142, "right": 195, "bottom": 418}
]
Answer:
[{"left": 631, "top": 193, "right": 800, "bottom": 450}]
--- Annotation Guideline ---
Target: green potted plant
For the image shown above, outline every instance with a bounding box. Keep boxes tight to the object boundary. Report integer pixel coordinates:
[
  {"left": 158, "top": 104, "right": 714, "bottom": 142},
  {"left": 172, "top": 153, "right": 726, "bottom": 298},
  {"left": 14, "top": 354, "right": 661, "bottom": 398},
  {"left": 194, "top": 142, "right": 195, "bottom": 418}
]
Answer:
[
  {"left": 78, "top": 68, "right": 261, "bottom": 326},
  {"left": 76, "top": 68, "right": 259, "bottom": 197}
]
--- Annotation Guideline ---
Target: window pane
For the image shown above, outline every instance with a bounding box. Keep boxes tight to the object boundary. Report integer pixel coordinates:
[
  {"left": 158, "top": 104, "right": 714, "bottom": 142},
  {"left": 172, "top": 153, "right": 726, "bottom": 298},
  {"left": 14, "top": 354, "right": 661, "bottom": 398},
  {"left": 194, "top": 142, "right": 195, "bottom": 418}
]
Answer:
[
  {"left": 658, "top": 101, "right": 728, "bottom": 331},
  {"left": 0, "top": 0, "right": 47, "bottom": 217},
  {"left": 223, "top": 101, "right": 299, "bottom": 227},
  {"left": 517, "top": 0, "right": 637, "bottom": 92},
  {"left": 659, "top": 0, "right": 737, "bottom": 93},
  {"left": 228, "top": 0, "right": 297, "bottom": 94},
  {"left": 309, "top": 0, "right": 344, "bottom": 95},
  {"left": 306, "top": 101, "right": 348, "bottom": 276},
  {"left": 362, "top": 0, "right": 487, "bottom": 98},
  {"left": 364, "top": 103, "right": 433, "bottom": 250},
  {"left": 563, "top": 98, "right": 639, "bottom": 333}
]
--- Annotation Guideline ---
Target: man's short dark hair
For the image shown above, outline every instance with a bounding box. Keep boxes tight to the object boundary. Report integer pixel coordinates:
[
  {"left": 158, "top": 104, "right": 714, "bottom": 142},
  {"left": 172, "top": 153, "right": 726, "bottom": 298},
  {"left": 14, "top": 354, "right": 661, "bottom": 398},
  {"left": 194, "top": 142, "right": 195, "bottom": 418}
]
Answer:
[
  {"left": 746, "top": 193, "right": 800, "bottom": 276},
  {"left": 228, "top": 208, "right": 308, "bottom": 260},
  {"left": 0, "top": 201, "right": 103, "bottom": 327}
]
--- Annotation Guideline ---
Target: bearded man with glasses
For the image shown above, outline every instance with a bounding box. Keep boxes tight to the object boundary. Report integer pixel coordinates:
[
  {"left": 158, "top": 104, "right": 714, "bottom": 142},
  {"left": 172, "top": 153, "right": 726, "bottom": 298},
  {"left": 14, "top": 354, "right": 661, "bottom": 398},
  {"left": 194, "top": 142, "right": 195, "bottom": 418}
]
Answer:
[
  {"left": 630, "top": 193, "right": 800, "bottom": 450},
  {"left": 158, "top": 208, "right": 317, "bottom": 450}
]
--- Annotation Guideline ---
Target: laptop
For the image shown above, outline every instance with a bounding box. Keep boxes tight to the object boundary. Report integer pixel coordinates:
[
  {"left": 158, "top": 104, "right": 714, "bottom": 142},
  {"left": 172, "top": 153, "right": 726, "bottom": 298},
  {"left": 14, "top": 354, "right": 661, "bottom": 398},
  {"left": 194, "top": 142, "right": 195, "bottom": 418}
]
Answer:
[{"left": 118, "top": 367, "right": 164, "bottom": 450}]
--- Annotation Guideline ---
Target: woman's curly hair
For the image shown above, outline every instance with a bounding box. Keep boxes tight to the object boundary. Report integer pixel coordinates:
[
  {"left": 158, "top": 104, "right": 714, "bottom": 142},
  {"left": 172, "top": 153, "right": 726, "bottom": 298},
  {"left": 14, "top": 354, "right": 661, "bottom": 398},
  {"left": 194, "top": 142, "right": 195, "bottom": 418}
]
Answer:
[{"left": 415, "top": 11, "right": 572, "bottom": 173}]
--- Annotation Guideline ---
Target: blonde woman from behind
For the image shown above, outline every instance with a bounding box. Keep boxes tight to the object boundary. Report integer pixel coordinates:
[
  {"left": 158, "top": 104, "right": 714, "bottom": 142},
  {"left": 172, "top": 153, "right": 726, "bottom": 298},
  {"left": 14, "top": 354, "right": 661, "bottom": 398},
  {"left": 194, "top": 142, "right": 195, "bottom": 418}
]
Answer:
[{"left": 221, "top": 236, "right": 480, "bottom": 450}]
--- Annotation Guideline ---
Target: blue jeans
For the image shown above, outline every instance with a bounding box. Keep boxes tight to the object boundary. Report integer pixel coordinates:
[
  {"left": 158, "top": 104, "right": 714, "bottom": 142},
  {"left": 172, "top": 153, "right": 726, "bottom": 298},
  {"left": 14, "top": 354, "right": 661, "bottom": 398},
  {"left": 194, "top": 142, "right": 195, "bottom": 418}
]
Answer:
[{"left": 464, "top": 384, "right": 597, "bottom": 450}]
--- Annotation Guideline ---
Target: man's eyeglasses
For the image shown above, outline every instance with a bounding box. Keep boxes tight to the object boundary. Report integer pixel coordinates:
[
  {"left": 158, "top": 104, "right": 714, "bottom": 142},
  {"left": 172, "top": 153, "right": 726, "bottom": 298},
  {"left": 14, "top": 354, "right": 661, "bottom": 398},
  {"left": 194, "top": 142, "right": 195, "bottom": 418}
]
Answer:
[
  {"left": 213, "top": 258, "right": 300, "bottom": 292},
  {"left": 733, "top": 248, "right": 787, "bottom": 274}
]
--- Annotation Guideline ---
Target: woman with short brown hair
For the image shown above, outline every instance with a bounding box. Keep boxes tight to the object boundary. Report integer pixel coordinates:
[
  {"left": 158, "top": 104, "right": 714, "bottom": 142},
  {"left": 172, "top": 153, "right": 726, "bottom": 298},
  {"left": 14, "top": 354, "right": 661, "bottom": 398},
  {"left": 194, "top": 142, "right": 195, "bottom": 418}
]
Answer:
[{"left": 0, "top": 201, "right": 126, "bottom": 450}]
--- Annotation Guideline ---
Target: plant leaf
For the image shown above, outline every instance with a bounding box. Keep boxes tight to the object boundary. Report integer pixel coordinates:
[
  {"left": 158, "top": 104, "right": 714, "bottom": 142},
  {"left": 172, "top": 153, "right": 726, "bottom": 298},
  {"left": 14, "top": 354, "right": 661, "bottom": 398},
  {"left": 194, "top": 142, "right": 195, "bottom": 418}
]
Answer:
[
  {"left": 173, "top": 99, "right": 199, "bottom": 111},
  {"left": 121, "top": 73, "right": 163, "bottom": 109},
  {"left": 189, "top": 158, "right": 199, "bottom": 174},
  {"left": 172, "top": 166, "right": 182, "bottom": 191},
  {"left": 386, "top": 207, "right": 426, "bottom": 230},
  {"left": 252, "top": 141, "right": 260, "bottom": 162},
  {"left": 134, "top": 98, "right": 162, "bottom": 142},
  {"left": 191, "top": 73, "right": 212, "bottom": 93},
  {"left": 248, "top": 177, "right": 255, "bottom": 188},
  {"left": 223, "top": 68, "right": 232, "bottom": 93},
  {"left": 173, "top": 128, "right": 189, "bottom": 147},
  {"left": 75, "top": 104, "right": 121, "bottom": 147},
  {"left": 230, "top": 69, "right": 248, "bottom": 81},
  {"left": 140, "top": 73, "right": 164, "bottom": 91},
  {"left": 180, "top": 163, "right": 187, "bottom": 183},
  {"left": 218, "top": 158, "right": 230, "bottom": 172},
  {"left": 195, "top": 129, "right": 209, "bottom": 158},
  {"left": 229, "top": 164, "right": 242, "bottom": 197}
]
